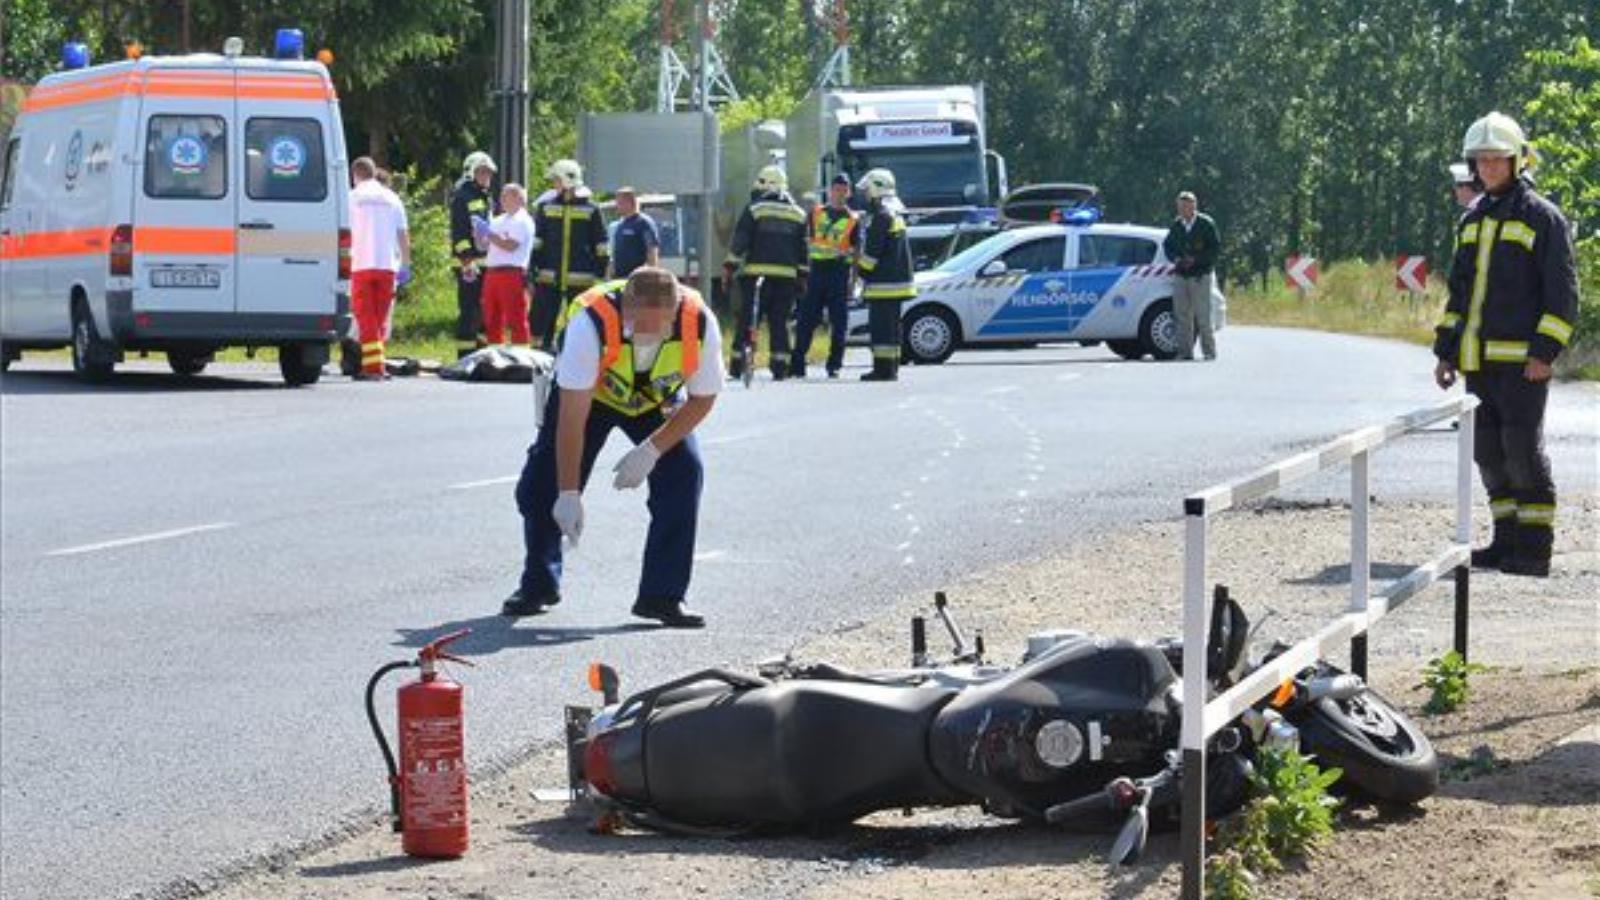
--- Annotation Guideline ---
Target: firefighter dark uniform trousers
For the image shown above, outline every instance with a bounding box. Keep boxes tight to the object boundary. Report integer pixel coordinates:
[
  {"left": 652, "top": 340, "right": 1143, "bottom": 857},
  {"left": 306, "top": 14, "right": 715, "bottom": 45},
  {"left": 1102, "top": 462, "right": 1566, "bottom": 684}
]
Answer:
[
  {"left": 1435, "top": 176, "right": 1579, "bottom": 573},
  {"left": 517, "top": 283, "right": 709, "bottom": 606},
  {"left": 531, "top": 191, "right": 609, "bottom": 350},
  {"left": 449, "top": 176, "right": 494, "bottom": 356},
  {"left": 857, "top": 199, "right": 916, "bottom": 381},
  {"left": 725, "top": 192, "right": 808, "bottom": 379},
  {"left": 792, "top": 203, "right": 858, "bottom": 376}
]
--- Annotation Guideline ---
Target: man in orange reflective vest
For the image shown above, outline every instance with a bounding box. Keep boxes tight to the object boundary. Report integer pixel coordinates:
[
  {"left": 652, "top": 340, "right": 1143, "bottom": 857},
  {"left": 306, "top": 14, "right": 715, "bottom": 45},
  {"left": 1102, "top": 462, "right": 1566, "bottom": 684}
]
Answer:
[
  {"left": 503, "top": 267, "right": 724, "bottom": 627},
  {"left": 791, "top": 173, "right": 859, "bottom": 379}
]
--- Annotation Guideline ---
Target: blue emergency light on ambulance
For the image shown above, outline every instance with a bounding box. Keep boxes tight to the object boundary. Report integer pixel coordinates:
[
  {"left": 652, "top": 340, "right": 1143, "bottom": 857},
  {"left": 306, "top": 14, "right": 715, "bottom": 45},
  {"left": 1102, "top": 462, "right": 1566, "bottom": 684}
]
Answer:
[
  {"left": 274, "top": 28, "right": 305, "bottom": 60},
  {"left": 61, "top": 43, "right": 91, "bottom": 70}
]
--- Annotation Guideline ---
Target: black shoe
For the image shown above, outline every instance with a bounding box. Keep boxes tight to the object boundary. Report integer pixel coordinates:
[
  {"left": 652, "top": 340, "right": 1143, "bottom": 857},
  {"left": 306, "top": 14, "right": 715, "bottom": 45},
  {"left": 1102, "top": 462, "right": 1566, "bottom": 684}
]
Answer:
[
  {"left": 1469, "top": 545, "right": 1508, "bottom": 569},
  {"left": 631, "top": 598, "right": 706, "bottom": 629},
  {"left": 502, "top": 589, "right": 560, "bottom": 617},
  {"left": 826, "top": 369, "right": 840, "bottom": 379},
  {"left": 859, "top": 370, "right": 897, "bottom": 381},
  {"left": 1500, "top": 556, "right": 1550, "bottom": 578}
]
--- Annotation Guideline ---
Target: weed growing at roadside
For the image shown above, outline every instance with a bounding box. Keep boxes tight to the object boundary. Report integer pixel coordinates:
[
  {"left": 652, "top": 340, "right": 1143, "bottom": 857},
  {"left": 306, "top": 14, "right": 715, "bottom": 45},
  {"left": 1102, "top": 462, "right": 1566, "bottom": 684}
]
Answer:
[
  {"left": 1419, "top": 650, "right": 1489, "bottom": 714},
  {"left": 1208, "top": 747, "right": 1342, "bottom": 899}
]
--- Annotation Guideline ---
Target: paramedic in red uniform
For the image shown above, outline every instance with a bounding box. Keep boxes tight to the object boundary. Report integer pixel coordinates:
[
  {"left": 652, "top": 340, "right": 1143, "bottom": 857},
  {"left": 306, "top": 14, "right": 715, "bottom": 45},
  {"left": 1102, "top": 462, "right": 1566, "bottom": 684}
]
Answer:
[
  {"left": 477, "top": 183, "right": 536, "bottom": 346},
  {"left": 348, "top": 156, "right": 411, "bottom": 380}
]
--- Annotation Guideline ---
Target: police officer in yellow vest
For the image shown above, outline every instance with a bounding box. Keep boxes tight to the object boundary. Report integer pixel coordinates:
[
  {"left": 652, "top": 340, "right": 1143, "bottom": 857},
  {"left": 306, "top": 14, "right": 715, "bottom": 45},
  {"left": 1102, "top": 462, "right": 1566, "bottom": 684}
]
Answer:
[
  {"left": 530, "top": 159, "right": 609, "bottom": 351},
  {"left": 504, "top": 267, "right": 725, "bottom": 627},
  {"left": 791, "top": 173, "right": 859, "bottom": 379},
  {"left": 1433, "top": 112, "right": 1579, "bottom": 578},
  {"left": 855, "top": 168, "right": 916, "bottom": 381}
]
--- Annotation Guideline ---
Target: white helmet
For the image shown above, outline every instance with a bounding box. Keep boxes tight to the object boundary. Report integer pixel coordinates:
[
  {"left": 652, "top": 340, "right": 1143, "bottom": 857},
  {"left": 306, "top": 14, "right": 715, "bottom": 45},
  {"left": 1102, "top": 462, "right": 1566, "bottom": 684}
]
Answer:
[
  {"left": 1462, "top": 111, "right": 1530, "bottom": 174},
  {"left": 547, "top": 158, "right": 584, "bottom": 190},
  {"left": 754, "top": 164, "right": 787, "bottom": 193},
  {"left": 462, "top": 151, "right": 497, "bottom": 176},
  {"left": 855, "top": 168, "right": 897, "bottom": 200}
]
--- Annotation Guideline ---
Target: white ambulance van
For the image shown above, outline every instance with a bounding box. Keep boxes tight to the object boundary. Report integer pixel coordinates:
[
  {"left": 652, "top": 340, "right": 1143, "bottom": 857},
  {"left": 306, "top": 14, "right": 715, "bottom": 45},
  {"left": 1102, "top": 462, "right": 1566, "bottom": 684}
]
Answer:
[{"left": 0, "top": 33, "right": 350, "bottom": 384}]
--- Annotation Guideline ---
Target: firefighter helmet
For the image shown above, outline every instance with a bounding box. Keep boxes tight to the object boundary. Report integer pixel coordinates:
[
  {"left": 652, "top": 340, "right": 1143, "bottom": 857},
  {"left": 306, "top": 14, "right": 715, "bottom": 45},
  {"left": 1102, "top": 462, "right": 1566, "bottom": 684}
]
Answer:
[
  {"left": 855, "top": 168, "right": 897, "bottom": 200},
  {"left": 462, "top": 151, "right": 497, "bottom": 176},
  {"left": 754, "top": 164, "right": 787, "bottom": 193},
  {"left": 1462, "top": 112, "right": 1530, "bottom": 174},
  {"left": 547, "top": 158, "right": 585, "bottom": 189}
]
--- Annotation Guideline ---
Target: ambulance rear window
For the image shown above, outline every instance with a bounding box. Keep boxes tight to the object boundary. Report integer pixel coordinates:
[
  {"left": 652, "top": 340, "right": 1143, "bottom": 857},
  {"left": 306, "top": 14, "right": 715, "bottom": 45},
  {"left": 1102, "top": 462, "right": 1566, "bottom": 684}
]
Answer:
[
  {"left": 246, "top": 119, "right": 326, "bottom": 202},
  {"left": 145, "top": 115, "right": 227, "bottom": 200},
  {"left": 1, "top": 138, "right": 18, "bottom": 209}
]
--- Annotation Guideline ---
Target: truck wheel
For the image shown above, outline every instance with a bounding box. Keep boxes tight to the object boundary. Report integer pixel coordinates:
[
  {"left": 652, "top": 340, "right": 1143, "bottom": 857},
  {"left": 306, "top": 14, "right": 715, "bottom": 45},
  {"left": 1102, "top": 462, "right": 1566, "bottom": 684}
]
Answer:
[
  {"left": 1107, "top": 339, "right": 1144, "bottom": 361},
  {"left": 902, "top": 305, "right": 960, "bottom": 365},
  {"left": 1138, "top": 300, "right": 1179, "bottom": 361},
  {"left": 71, "top": 302, "right": 115, "bottom": 383},
  {"left": 168, "top": 350, "right": 212, "bottom": 376},
  {"left": 279, "top": 344, "right": 323, "bottom": 387}
]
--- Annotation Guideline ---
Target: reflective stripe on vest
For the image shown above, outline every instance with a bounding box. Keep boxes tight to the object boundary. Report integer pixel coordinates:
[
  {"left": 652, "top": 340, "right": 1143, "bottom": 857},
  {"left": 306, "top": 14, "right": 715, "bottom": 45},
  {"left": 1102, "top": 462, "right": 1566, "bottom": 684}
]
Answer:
[
  {"left": 1461, "top": 217, "right": 1499, "bottom": 372},
  {"left": 576, "top": 285, "right": 705, "bottom": 416},
  {"left": 809, "top": 206, "right": 856, "bottom": 261}
]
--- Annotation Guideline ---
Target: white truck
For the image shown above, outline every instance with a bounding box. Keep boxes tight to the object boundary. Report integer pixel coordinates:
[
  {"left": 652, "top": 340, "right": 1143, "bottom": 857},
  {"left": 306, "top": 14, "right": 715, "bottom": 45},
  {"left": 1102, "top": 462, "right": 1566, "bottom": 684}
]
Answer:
[
  {"left": 0, "top": 33, "right": 350, "bottom": 384},
  {"left": 784, "top": 84, "right": 1007, "bottom": 269}
]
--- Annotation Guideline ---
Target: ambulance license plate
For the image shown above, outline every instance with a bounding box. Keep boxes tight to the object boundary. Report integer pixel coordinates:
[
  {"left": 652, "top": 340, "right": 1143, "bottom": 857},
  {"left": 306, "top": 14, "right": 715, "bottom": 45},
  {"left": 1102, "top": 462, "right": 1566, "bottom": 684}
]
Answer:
[{"left": 151, "top": 268, "right": 221, "bottom": 289}]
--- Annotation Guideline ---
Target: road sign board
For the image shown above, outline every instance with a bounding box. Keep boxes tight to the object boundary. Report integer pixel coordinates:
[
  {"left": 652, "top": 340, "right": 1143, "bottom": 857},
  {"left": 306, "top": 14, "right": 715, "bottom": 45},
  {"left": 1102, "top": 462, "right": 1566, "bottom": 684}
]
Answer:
[
  {"left": 1286, "top": 254, "right": 1318, "bottom": 290},
  {"left": 1396, "top": 255, "right": 1428, "bottom": 292}
]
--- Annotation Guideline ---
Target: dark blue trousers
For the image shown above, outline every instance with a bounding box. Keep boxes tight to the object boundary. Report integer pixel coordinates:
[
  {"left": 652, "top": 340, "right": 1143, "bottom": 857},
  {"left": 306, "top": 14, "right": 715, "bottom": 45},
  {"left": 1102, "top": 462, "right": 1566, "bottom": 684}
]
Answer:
[
  {"left": 792, "top": 262, "right": 851, "bottom": 373},
  {"left": 516, "top": 390, "right": 704, "bottom": 603}
]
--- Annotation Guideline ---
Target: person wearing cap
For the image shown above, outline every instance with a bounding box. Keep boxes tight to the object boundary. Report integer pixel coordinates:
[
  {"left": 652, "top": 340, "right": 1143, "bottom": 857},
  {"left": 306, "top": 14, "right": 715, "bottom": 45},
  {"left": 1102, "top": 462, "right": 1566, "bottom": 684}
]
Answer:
[
  {"left": 1161, "top": 190, "right": 1221, "bottom": 361},
  {"left": 1449, "top": 162, "right": 1481, "bottom": 212},
  {"left": 608, "top": 187, "right": 660, "bottom": 280},
  {"left": 449, "top": 151, "right": 498, "bottom": 359},
  {"left": 532, "top": 159, "right": 609, "bottom": 351},
  {"left": 502, "top": 267, "right": 724, "bottom": 628},
  {"left": 1433, "top": 111, "right": 1578, "bottom": 578},
  {"left": 791, "top": 173, "right": 860, "bottom": 379}
]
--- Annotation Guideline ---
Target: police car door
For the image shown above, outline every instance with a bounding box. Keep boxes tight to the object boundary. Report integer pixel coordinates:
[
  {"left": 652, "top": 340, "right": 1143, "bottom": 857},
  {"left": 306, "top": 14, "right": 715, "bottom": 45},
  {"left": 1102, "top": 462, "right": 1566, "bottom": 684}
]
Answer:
[
  {"left": 971, "top": 235, "right": 1071, "bottom": 340},
  {"left": 1067, "top": 233, "right": 1155, "bottom": 338},
  {"left": 234, "top": 70, "right": 339, "bottom": 318},
  {"left": 133, "top": 69, "right": 238, "bottom": 314}
]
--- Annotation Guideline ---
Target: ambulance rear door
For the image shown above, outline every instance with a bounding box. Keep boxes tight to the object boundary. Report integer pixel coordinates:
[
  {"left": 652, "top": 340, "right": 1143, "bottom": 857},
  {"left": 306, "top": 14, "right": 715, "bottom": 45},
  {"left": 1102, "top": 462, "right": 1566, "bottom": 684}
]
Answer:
[
  {"left": 131, "top": 67, "right": 239, "bottom": 313},
  {"left": 233, "top": 69, "right": 340, "bottom": 318}
]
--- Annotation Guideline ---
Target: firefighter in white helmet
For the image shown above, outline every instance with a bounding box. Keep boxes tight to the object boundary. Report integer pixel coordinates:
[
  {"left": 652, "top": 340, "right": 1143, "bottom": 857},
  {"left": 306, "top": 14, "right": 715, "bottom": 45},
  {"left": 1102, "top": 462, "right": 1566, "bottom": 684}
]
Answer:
[
  {"left": 854, "top": 168, "right": 915, "bottom": 381},
  {"left": 448, "top": 151, "right": 498, "bottom": 358},
  {"left": 532, "top": 158, "right": 609, "bottom": 350},
  {"left": 1433, "top": 111, "right": 1578, "bottom": 578},
  {"left": 722, "top": 164, "right": 808, "bottom": 381}
]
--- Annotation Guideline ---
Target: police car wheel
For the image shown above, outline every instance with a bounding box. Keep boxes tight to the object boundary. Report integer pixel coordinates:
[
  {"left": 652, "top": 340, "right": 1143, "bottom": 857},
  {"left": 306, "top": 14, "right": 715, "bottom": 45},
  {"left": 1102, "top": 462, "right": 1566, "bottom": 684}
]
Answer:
[
  {"left": 903, "top": 306, "right": 960, "bottom": 365},
  {"left": 1108, "top": 340, "right": 1144, "bottom": 361},
  {"left": 1138, "top": 300, "right": 1179, "bottom": 361}
]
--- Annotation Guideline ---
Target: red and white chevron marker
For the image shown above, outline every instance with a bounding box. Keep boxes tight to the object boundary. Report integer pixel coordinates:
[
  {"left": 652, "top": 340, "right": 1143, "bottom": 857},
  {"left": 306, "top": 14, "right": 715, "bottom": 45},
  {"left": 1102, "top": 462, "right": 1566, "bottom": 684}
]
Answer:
[
  {"left": 1285, "top": 254, "right": 1319, "bottom": 290},
  {"left": 1395, "top": 255, "right": 1428, "bottom": 292}
]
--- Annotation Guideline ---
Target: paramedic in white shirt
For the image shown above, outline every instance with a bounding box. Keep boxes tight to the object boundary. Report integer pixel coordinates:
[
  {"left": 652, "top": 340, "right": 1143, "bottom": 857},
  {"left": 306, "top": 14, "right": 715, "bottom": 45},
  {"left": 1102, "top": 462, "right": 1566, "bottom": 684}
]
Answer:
[
  {"left": 348, "top": 156, "right": 410, "bottom": 379},
  {"left": 478, "top": 183, "right": 537, "bottom": 346}
]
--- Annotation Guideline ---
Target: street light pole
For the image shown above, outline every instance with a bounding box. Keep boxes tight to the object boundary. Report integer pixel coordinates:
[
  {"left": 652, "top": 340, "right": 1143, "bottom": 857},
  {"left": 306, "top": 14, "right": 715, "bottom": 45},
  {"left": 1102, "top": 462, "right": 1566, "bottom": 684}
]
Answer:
[{"left": 491, "top": 0, "right": 530, "bottom": 187}]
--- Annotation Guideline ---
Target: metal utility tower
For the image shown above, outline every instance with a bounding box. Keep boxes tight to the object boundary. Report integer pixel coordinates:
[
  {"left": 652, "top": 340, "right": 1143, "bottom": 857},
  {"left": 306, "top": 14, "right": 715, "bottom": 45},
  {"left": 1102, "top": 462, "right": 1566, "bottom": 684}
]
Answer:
[
  {"left": 692, "top": 1, "right": 739, "bottom": 111},
  {"left": 813, "top": 0, "right": 851, "bottom": 88}
]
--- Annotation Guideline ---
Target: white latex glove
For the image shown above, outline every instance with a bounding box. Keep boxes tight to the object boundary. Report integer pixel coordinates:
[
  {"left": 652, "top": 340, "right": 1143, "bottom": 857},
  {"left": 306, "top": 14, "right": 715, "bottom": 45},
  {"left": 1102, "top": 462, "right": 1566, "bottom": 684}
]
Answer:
[
  {"left": 552, "top": 490, "right": 584, "bottom": 547},
  {"left": 612, "top": 439, "right": 662, "bottom": 490}
]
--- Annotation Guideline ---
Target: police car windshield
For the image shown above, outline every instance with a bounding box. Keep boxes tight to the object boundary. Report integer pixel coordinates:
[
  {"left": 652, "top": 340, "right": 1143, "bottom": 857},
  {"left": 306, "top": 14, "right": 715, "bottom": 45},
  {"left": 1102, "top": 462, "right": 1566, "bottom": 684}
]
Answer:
[
  {"left": 846, "top": 145, "right": 986, "bottom": 208},
  {"left": 934, "top": 230, "right": 1011, "bottom": 274}
]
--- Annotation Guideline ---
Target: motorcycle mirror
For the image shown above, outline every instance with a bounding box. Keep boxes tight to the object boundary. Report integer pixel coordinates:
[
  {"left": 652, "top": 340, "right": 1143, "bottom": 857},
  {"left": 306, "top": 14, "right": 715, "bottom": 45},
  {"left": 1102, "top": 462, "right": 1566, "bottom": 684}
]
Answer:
[{"left": 1108, "top": 804, "right": 1149, "bottom": 867}]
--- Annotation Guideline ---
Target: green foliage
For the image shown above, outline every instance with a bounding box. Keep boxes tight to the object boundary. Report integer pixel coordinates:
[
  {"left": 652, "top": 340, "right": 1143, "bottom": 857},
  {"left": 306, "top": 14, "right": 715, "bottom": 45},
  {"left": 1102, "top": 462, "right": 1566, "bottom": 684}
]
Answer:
[
  {"left": 1226, "top": 259, "right": 1443, "bottom": 346},
  {"left": 1442, "top": 744, "right": 1504, "bottom": 782},
  {"left": 388, "top": 173, "right": 458, "bottom": 357},
  {"left": 1419, "top": 650, "right": 1490, "bottom": 715},
  {"left": 1211, "top": 746, "right": 1342, "bottom": 896}
]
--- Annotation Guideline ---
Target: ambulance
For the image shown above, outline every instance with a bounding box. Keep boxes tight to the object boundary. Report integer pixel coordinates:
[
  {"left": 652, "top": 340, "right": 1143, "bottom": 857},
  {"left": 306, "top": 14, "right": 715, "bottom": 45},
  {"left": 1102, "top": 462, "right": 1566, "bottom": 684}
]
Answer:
[{"left": 0, "top": 32, "right": 350, "bottom": 384}]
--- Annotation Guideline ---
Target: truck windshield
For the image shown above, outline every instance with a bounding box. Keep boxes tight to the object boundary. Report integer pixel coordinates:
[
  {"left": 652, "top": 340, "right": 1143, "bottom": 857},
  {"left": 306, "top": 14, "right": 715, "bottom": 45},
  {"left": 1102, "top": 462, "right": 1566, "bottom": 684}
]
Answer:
[{"left": 846, "top": 144, "right": 987, "bottom": 208}]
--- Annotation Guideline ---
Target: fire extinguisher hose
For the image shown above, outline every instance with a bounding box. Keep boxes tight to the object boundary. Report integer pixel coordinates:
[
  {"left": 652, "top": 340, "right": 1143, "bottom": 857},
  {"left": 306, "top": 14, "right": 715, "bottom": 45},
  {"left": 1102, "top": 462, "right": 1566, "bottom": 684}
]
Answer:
[{"left": 365, "top": 660, "right": 416, "bottom": 832}]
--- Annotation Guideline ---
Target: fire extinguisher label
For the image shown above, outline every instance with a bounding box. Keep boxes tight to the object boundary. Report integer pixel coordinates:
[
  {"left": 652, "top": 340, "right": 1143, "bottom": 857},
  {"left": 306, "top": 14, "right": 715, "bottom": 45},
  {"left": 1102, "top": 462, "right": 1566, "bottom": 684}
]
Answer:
[{"left": 402, "top": 716, "right": 467, "bottom": 830}]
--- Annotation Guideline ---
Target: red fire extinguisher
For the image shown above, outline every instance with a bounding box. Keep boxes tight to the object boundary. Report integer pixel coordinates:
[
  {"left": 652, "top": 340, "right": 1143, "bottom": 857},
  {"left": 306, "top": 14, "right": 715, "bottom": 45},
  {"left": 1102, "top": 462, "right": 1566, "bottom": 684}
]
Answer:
[{"left": 365, "top": 629, "right": 473, "bottom": 858}]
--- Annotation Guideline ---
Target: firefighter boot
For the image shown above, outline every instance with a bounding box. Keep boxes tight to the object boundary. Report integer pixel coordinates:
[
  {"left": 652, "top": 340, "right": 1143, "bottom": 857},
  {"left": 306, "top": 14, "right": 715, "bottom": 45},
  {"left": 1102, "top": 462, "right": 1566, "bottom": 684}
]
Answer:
[
  {"left": 859, "top": 357, "right": 897, "bottom": 382},
  {"left": 1470, "top": 511, "right": 1516, "bottom": 569},
  {"left": 771, "top": 356, "right": 790, "bottom": 382},
  {"left": 1501, "top": 517, "right": 1553, "bottom": 578}
]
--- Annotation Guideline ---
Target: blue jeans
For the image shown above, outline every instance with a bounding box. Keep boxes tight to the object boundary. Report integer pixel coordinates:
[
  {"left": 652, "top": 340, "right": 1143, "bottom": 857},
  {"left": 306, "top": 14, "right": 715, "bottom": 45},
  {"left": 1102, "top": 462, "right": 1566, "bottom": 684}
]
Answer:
[
  {"left": 792, "top": 263, "right": 851, "bottom": 373},
  {"left": 516, "top": 390, "right": 704, "bottom": 603}
]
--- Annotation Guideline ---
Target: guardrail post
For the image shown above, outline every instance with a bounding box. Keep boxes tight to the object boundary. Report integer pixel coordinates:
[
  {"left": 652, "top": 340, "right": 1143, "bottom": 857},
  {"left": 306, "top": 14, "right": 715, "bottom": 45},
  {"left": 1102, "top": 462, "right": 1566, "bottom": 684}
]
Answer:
[
  {"left": 1180, "top": 501, "right": 1209, "bottom": 900},
  {"left": 1350, "top": 450, "right": 1371, "bottom": 679},
  {"left": 1455, "top": 403, "right": 1475, "bottom": 661}
]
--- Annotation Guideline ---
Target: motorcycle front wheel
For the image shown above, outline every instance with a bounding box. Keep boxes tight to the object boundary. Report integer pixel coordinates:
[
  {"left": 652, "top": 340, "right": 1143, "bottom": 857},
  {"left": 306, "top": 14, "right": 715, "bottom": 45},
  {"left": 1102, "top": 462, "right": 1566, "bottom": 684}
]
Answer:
[{"left": 1294, "top": 688, "right": 1439, "bottom": 805}]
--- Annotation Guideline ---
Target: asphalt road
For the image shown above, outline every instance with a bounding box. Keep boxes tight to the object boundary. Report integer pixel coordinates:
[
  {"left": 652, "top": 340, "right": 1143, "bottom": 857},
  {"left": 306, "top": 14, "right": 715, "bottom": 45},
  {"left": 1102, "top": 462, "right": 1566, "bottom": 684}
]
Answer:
[{"left": 1, "top": 327, "right": 1595, "bottom": 900}]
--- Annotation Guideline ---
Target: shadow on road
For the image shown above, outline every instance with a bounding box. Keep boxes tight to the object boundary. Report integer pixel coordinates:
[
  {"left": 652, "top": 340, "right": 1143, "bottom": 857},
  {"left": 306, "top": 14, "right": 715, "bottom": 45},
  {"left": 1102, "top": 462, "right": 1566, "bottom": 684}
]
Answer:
[
  {"left": 0, "top": 369, "right": 284, "bottom": 395},
  {"left": 1285, "top": 561, "right": 1418, "bottom": 585},
  {"left": 297, "top": 855, "right": 452, "bottom": 879},
  {"left": 394, "top": 614, "right": 660, "bottom": 657}
]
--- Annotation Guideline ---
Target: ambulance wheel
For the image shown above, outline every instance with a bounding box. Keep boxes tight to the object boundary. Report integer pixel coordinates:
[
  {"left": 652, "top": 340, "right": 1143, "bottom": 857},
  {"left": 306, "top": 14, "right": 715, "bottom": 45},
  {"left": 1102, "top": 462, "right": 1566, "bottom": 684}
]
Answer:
[
  {"left": 168, "top": 350, "right": 212, "bottom": 376},
  {"left": 279, "top": 344, "right": 323, "bottom": 387},
  {"left": 1108, "top": 340, "right": 1144, "bottom": 361},
  {"left": 1138, "top": 300, "right": 1179, "bottom": 361},
  {"left": 902, "top": 305, "right": 960, "bottom": 365},
  {"left": 71, "top": 301, "right": 115, "bottom": 383}
]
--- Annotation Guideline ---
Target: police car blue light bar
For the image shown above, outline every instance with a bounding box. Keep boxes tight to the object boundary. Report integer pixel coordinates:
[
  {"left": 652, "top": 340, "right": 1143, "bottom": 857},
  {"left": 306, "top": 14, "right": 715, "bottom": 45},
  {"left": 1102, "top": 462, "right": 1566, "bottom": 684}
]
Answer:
[
  {"left": 62, "top": 43, "right": 91, "bottom": 70},
  {"left": 274, "top": 28, "right": 305, "bottom": 60},
  {"left": 1061, "top": 207, "right": 1100, "bottom": 226}
]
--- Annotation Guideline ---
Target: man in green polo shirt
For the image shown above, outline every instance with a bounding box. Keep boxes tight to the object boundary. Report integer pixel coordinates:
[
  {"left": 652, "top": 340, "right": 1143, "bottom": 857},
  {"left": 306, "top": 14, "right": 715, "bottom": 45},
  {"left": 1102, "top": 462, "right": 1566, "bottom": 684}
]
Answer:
[{"left": 1161, "top": 190, "right": 1221, "bottom": 361}]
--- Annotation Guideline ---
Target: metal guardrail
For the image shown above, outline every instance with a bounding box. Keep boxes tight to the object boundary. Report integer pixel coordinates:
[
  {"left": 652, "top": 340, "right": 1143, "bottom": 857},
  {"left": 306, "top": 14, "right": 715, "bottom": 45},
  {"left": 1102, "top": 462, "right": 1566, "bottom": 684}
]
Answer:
[{"left": 1177, "top": 395, "right": 1480, "bottom": 899}]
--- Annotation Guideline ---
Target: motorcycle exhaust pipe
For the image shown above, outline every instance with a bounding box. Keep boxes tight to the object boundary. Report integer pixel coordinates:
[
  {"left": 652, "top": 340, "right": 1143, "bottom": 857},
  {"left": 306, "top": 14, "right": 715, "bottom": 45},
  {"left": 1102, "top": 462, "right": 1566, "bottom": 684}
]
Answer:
[{"left": 1303, "top": 673, "right": 1365, "bottom": 702}]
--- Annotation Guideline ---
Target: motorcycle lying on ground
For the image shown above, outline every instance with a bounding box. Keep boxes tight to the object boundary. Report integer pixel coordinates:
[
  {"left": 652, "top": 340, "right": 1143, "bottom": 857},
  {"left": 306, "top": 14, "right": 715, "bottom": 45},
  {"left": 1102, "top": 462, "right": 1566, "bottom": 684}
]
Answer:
[{"left": 563, "top": 587, "right": 1439, "bottom": 864}]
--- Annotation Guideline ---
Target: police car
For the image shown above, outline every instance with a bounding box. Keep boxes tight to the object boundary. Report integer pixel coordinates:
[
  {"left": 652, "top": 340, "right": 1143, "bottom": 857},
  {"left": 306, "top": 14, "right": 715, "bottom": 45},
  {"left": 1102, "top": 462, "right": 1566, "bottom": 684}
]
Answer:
[{"left": 848, "top": 209, "right": 1226, "bottom": 364}]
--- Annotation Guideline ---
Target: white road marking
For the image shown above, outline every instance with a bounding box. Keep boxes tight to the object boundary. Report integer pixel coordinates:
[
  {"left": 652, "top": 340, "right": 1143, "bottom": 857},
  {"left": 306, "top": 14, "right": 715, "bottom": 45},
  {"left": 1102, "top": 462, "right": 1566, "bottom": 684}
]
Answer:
[
  {"left": 1017, "top": 489, "right": 1030, "bottom": 498},
  {"left": 47, "top": 522, "right": 234, "bottom": 557},
  {"left": 895, "top": 541, "right": 913, "bottom": 551},
  {"left": 693, "top": 550, "right": 726, "bottom": 562},
  {"left": 1056, "top": 373, "right": 1083, "bottom": 383},
  {"left": 450, "top": 475, "right": 519, "bottom": 490},
  {"left": 703, "top": 432, "right": 758, "bottom": 447},
  {"left": 903, "top": 555, "right": 916, "bottom": 566}
]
